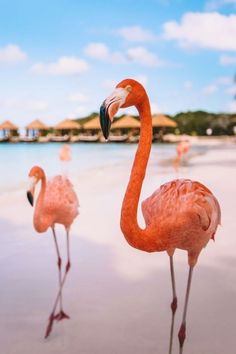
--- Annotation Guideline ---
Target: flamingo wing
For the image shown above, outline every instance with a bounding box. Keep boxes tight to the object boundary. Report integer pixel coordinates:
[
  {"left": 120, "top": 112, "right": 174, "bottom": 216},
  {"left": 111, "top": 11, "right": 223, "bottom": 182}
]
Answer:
[
  {"left": 142, "top": 179, "right": 221, "bottom": 241},
  {"left": 44, "top": 176, "right": 79, "bottom": 226}
]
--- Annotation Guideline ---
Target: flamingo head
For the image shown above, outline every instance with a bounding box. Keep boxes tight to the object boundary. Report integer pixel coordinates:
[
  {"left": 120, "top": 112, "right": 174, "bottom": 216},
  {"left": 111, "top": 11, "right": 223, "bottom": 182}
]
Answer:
[
  {"left": 27, "top": 166, "right": 45, "bottom": 207},
  {"left": 99, "top": 78, "right": 146, "bottom": 139}
]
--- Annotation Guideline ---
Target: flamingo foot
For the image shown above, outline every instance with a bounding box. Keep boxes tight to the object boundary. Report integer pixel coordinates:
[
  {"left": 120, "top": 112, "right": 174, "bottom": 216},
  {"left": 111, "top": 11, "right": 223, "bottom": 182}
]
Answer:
[
  {"left": 44, "top": 313, "right": 55, "bottom": 339},
  {"left": 171, "top": 296, "right": 177, "bottom": 315},
  {"left": 54, "top": 310, "right": 70, "bottom": 321}
]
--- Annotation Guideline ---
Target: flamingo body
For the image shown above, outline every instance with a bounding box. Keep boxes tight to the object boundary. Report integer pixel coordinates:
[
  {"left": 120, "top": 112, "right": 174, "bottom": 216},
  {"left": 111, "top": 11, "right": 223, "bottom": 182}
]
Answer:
[
  {"left": 36, "top": 175, "right": 78, "bottom": 232},
  {"left": 141, "top": 178, "right": 220, "bottom": 264}
]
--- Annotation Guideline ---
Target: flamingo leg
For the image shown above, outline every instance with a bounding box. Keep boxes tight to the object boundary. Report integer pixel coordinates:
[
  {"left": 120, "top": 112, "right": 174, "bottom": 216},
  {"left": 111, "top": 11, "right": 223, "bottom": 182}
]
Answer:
[
  {"left": 55, "top": 228, "right": 71, "bottom": 321},
  {"left": 168, "top": 255, "right": 177, "bottom": 354},
  {"left": 178, "top": 266, "right": 194, "bottom": 354},
  {"left": 45, "top": 229, "right": 71, "bottom": 338},
  {"left": 51, "top": 227, "right": 63, "bottom": 313}
]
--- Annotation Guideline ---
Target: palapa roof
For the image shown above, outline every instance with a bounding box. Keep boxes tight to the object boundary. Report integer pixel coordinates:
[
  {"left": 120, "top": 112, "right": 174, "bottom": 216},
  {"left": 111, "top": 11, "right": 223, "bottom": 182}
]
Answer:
[
  {"left": 25, "top": 119, "right": 49, "bottom": 130},
  {"left": 82, "top": 116, "right": 101, "bottom": 130},
  {"left": 54, "top": 118, "right": 81, "bottom": 130},
  {"left": 152, "top": 114, "right": 177, "bottom": 128},
  {"left": 0, "top": 120, "right": 18, "bottom": 130},
  {"left": 111, "top": 115, "right": 140, "bottom": 129}
]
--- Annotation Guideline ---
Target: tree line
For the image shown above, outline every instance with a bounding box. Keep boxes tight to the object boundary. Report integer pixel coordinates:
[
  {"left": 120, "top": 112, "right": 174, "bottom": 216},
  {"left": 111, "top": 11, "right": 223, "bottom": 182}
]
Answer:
[{"left": 77, "top": 111, "right": 236, "bottom": 136}]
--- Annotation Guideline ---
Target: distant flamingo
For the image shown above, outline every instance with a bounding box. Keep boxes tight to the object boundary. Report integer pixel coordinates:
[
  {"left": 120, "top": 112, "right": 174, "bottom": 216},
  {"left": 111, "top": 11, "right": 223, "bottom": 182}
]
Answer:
[
  {"left": 174, "top": 141, "right": 191, "bottom": 171},
  {"left": 59, "top": 144, "right": 71, "bottom": 161},
  {"left": 100, "top": 79, "right": 221, "bottom": 354},
  {"left": 27, "top": 166, "right": 79, "bottom": 338}
]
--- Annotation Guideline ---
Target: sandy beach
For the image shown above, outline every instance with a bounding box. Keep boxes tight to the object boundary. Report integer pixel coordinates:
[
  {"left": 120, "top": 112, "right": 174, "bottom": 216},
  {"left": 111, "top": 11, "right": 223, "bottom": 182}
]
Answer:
[{"left": 0, "top": 141, "right": 236, "bottom": 354}]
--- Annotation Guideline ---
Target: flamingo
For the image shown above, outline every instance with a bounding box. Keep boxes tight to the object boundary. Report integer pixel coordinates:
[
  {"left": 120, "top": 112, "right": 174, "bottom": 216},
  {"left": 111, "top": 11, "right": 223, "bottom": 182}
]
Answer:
[
  {"left": 99, "top": 79, "right": 221, "bottom": 354},
  {"left": 174, "top": 141, "right": 191, "bottom": 171},
  {"left": 59, "top": 144, "right": 71, "bottom": 161},
  {"left": 27, "top": 166, "right": 79, "bottom": 338}
]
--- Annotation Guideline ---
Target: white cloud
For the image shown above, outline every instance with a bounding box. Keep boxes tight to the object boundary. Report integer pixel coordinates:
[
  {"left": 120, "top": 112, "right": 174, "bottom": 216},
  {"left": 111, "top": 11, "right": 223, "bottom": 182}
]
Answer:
[
  {"left": 203, "top": 84, "right": 218, "bottom": 95},
  {"left": 163, "top": 12, "right": 236, "bottom": 51},
  {"left": 30, "top": 56, "right": 89, "bottom": 75},
  {"left": 219, "top": 54, "right": 236, "bottom": 65},
  {"left": 84, "top": 42, "right": 109, "bottom": 60},
  {"left": 205, "top": 0, "right": 236, "bottom": 10},
  {"left": 126, "top": 46, "right": 163, "bottom": 67},
  {"left": 0, "top": 44, "right": 27, "bottom": 64},
  {"left": 67, "top": 92, "right": 89, "bottom": 103},
  {"left": 117, "top": 26, "right": 156, "bottom": 42},
  {"left": 184, "top": 80, "right": 192, "bottom": 89},
  {"left": 227, "top": 100, "right": 236, "bottom": 112},
  {"left": 84, "top": 42, "right": 163, "bottom": 67},
  {"left": 84, "top": 42, "right": 126, "bottom": 64}
]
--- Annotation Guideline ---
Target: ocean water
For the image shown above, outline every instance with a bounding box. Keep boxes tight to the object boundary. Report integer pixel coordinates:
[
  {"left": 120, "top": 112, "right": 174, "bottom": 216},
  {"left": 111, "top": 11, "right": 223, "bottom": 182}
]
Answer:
[{"left": 0, "top": 142, "right": 179, "bottom": 194}]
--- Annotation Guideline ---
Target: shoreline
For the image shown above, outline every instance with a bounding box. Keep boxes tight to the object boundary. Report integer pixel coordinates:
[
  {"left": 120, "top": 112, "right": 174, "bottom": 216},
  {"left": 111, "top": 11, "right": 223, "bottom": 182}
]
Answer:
[{"left": 0, "top": 134, "right": 235, "bottom": 145}]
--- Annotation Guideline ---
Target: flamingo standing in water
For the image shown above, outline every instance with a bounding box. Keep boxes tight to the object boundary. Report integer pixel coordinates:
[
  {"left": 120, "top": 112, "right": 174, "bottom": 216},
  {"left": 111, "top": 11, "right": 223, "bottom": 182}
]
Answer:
[
  {"left": 27, "top": 166, "right": 79, "bottom": 338},
  {"left": 99, "top": 79, "right": 221, "bottom": 354}
]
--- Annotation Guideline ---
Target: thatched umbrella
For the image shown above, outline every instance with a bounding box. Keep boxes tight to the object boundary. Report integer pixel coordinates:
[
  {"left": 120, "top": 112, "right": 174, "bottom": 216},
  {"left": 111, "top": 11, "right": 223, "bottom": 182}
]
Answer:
[
  {"left": 54, "top": 119, "right": 81, "bottom": 136},
  {"left": 25, "top": 119, "right": 49, "bottom": 137},
  {"left": 0, "top": 120, "right": 18, "bottom": 137},
  {"left": 111, "top": 115, "right": 140, "bottom": 130},
  {"left": 82, "top": 116, "right": 101, "bottom": 130},
  {"left": 152, "top": 114, "right": 177, "bottom": 128},
  {"left": 152, "top": 114, "right": 177, "bottom": 142}
]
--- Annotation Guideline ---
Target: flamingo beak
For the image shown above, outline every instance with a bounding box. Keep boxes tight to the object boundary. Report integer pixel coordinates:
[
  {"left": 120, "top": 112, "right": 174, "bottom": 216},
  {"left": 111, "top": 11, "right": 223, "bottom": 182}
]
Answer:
[
  {"left": 100, "top": 100, "right": 111, "bottom": 140},
  {"left": 27, "top": 190, "right": 34, "bottom": 206},
  {"left": 27, "top": 176, "right": 37, "bottom": 207}
]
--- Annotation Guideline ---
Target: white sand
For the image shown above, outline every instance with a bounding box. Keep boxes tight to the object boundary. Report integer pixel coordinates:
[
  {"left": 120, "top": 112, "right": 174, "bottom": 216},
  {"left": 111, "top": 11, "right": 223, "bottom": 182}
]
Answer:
[{"left": 0, "top": 141, "right": 236, "bottom": 354}]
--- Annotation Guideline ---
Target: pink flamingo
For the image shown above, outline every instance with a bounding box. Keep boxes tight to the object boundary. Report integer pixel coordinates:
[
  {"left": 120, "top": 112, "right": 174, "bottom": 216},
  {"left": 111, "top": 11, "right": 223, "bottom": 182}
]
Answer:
[
  {"left": 174, "top": 141, "right": 190, "bottom": 171},
  {"left": 59, "top": 144, "right": 71, "bottom": 161},
  {"left": 27, "top": 166, "right": 79, "bottom": 338},
  {"left": 100, "top": 79, "right": 221, "bottom": 354}
]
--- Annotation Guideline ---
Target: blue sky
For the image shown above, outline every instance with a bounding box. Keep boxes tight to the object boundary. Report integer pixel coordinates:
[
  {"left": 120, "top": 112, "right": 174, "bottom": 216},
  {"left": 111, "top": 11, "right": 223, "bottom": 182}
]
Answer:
[{"left": 0, "top": 0, "right": 236, "bottom": 127}]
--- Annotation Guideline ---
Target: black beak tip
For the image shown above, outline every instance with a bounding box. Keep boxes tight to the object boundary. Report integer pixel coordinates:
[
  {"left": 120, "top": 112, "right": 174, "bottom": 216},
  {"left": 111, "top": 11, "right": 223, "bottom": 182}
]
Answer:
[
  {"left": 100, "top": 103, "right": 111, "bottom": 139},
  {"left": 27, "top": 191, "right": 34, "bottom": 206}
]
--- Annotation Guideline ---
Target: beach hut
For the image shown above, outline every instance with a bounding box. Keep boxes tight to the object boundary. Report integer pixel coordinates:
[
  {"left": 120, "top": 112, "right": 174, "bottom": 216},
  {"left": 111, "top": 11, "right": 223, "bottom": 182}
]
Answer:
[
  {"left": 82, "top": 116, "right": 101, "bottom": 130},
  {"left": 152, "top": 114, "right": 177, "bottom": 128},
  {"left": 112, "top": 115, "right": 140, "bottom": 129},
  {"left": 152, "top": 114, "right": 177, "bottom": 141},
  {"left": 25, "top": 119, "right": 49, "bottom": 137},
  {"left": 53, "top": 119, "right": 81, "bottom": 142},
  {"left": 0, "top": 120, "right": 18, "bottom": 140},
  {"left": 111, "top": 115, "right": 140, "bottom": 142},
  {"left": 77, "top": 116, "right": 100, "bottom": 142}
]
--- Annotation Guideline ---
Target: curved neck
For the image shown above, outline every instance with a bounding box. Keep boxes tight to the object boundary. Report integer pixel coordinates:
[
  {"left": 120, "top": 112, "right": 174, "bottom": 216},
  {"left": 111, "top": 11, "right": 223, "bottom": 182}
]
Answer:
[
  {"left": 120, "top": 98, "right": 156, "bottom": 251},
  {"left": 33, "top": 176, "right": 48, "bottom": 232}
]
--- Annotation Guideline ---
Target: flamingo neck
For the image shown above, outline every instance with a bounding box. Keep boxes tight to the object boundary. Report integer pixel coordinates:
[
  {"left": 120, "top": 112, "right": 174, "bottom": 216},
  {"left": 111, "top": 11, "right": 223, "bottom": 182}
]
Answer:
[
  {"left": 120, "top": 98, "right": 157, "bottom": 252},
  {"left": 33, "top": 176, "right": 48, "bottom": 233}
]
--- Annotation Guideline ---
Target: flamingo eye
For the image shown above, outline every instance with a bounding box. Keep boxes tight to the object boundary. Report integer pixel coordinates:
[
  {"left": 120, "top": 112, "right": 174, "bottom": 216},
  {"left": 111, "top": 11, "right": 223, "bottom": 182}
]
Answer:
[{"left": 125, "top": 85, "right": 132, "bottom": 92}]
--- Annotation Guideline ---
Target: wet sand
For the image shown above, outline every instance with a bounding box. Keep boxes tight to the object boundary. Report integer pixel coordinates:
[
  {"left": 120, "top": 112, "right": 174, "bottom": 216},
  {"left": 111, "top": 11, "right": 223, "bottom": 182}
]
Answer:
[{"left": 0, "top": 142, "right": 236, "bottom": 354}]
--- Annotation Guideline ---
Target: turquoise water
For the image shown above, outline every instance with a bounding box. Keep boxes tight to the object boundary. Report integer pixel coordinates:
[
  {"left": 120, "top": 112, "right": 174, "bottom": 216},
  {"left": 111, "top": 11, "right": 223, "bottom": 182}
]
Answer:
[{"left": 0, "top": 142, "right": 186, "bottom": 194}]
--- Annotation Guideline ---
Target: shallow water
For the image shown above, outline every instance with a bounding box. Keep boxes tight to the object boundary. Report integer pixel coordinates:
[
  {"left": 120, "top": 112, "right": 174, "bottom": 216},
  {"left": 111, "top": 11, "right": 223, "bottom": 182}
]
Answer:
[{"left": 0, "top": 142, "right": 207, "bottom": 194}]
